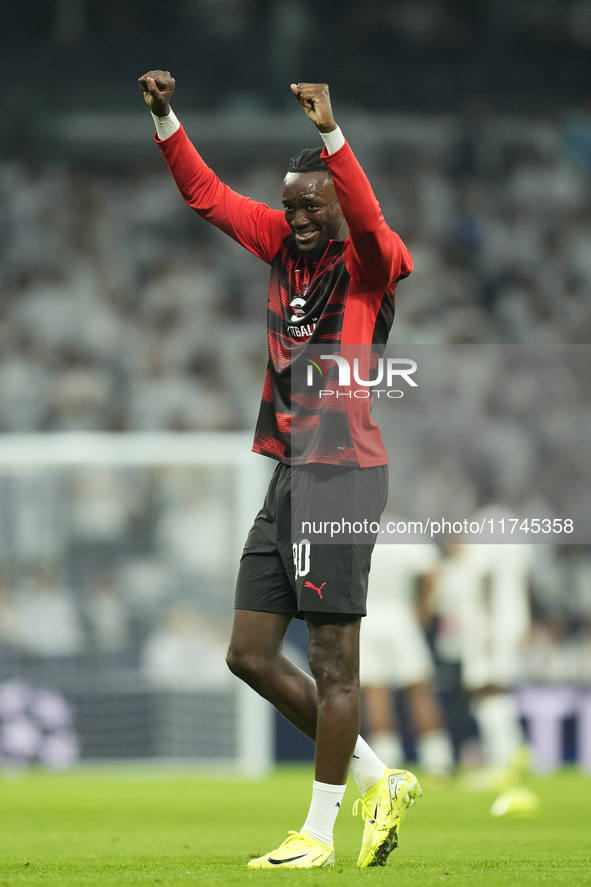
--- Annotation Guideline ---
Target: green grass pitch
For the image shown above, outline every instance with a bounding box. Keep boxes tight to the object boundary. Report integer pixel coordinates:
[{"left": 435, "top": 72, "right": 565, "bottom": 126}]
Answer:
[{"left": 0, "top": 766, "right": 589, "bottom": 885}]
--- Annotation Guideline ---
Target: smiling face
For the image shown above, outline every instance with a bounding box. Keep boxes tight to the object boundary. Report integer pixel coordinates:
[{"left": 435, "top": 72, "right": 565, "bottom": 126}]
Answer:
[{"left": 282, "top": 171, "right": 345, "bottom": 257}]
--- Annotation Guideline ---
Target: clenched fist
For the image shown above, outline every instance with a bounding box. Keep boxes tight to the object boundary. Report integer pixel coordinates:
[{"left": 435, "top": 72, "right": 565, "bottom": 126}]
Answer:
[
  {"left": 138, "top": 70, "right": 176, "bottom": 117},
  {"left": 290, "top": 83, "right": 337, "bottom": 133}
]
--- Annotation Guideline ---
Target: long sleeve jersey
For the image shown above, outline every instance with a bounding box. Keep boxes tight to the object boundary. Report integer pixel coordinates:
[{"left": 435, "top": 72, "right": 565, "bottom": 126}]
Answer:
[{"left": 156, "top": 125, "right": 412, "bottom": 467}]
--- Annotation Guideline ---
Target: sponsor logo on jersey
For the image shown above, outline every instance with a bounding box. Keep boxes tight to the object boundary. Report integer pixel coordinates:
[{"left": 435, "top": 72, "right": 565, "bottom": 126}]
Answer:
[{"left": 286, "top": 321, "right": 318, "bottom": 338}]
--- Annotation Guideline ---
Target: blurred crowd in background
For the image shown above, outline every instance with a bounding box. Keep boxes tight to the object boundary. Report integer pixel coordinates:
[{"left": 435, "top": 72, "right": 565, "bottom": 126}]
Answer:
[
  {"left": 0, "top": 466, "right": 588, "bottom": 693},
  {"left": 0, "top": 0, "right": 590, "bottom": 763},
  {"left": 5, "top": 0, "right": 591, "bottom": 113},
  {"left": 0, "top": 466, "right": 234, "bottom": 682},
  {"left": 2, "top": 102, "right": 591, "bottom": 433}
]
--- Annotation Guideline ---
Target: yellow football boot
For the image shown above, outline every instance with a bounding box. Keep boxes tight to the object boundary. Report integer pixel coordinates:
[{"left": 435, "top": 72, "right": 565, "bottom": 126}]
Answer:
[
  {"left": 247, "top": 830, "right": 335, "bottom": 869},
  {"left": 354, "top": 768, "right": 422, "bottom": 867}
]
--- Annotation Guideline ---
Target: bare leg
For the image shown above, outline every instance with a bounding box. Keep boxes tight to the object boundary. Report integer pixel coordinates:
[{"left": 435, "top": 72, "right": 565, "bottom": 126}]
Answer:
[
  {"left": 364, "top": 682, "right": 443, "bottom": 738},
  {"left": 407, "top": 681, "right": 454, "bottom": 776},
  {"left": 362, "top": 685, "right": 405, "bottom": 768},
  {"left": 227, "top": 609, "right": 362, "bottom": 785},
  {"left": 226, "top": 609, "right": 318, "bottom": 739},
  {"left": 363, "top": 685, "right": 397, "bottom": 735},
  {"left": 306, "top": 613, "right": 361, "bottom": 785},
  {"left": 407, "top": 681, "right": 445, "bottom": 735}
]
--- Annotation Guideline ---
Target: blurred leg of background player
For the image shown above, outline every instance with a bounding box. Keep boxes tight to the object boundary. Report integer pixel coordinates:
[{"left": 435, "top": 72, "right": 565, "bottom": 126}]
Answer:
[
  {"left": 460, "top": 543, "right": 531, "bottom": 778},
  {"left": 439, "top": 539, "right": 539, "bottom": 814},
  {"left": 363, "top": 681, "right": 453, "bottom": 779},
  {"left": 360, "top": 542, "right": 454, "bottom": 780}
]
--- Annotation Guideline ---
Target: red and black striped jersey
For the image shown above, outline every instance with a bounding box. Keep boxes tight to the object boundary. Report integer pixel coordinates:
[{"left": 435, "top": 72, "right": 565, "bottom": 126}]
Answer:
[{"left": 157, "top": 126, "right": 412, "bottom": 467}]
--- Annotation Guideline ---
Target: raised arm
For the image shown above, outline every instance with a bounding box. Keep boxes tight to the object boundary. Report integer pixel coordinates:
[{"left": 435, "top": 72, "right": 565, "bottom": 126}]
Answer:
[
  {"left": 291, "top": 83, "right": 412, "bottom": 288},
  {"left": 138, "top": 71, "right": 288, "bottom": 264}
]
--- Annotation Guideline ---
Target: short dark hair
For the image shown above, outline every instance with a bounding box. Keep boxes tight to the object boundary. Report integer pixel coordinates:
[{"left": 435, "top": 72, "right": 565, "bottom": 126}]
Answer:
[{"left": 286, "top": 147, "right": 332, "bottom": 180}]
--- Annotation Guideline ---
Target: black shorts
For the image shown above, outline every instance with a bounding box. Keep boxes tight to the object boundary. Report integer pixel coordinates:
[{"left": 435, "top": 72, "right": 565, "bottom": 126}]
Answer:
[{"left": 234, "top": 462, "right": 388, "bottom": 618}]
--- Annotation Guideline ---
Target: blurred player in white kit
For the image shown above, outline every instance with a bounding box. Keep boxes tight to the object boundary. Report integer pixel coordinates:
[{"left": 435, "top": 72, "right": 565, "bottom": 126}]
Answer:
[
  {"left": 360, "top": 540, "right": 454, "bottom": 779},
  {"left": 436, "top": 533, "right": 539, "bottom": 814}
]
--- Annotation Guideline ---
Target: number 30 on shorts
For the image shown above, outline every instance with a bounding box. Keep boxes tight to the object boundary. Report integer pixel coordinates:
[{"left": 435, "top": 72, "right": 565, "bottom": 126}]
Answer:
[{"left": 293, "top": 540, "right": 310, "bottom": 579}]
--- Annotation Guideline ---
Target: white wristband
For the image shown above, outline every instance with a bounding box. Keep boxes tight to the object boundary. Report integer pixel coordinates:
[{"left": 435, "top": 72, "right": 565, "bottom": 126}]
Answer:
[
  {"left": 151, "top": 107, "right": 181, "bottom": 141},
  {"left": 320, "top": 126, "right": 345, "bottom": 155}
]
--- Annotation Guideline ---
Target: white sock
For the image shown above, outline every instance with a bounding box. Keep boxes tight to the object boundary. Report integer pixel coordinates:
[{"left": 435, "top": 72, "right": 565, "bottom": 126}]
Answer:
[
  {"left": 471, "top": 693, "right": 523, "bottom": 769},
  {"left": 301, "top": 780, "right": 346, "bottom": 845},
  {"left": 368, "top": 730, "right": 405, "bottom": 769},
  {"left": 348, "top": 735, "right": 386, "bottom": 796},
  {"left": 418, "top": 729, "right": 454, "bottom": 775}
]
